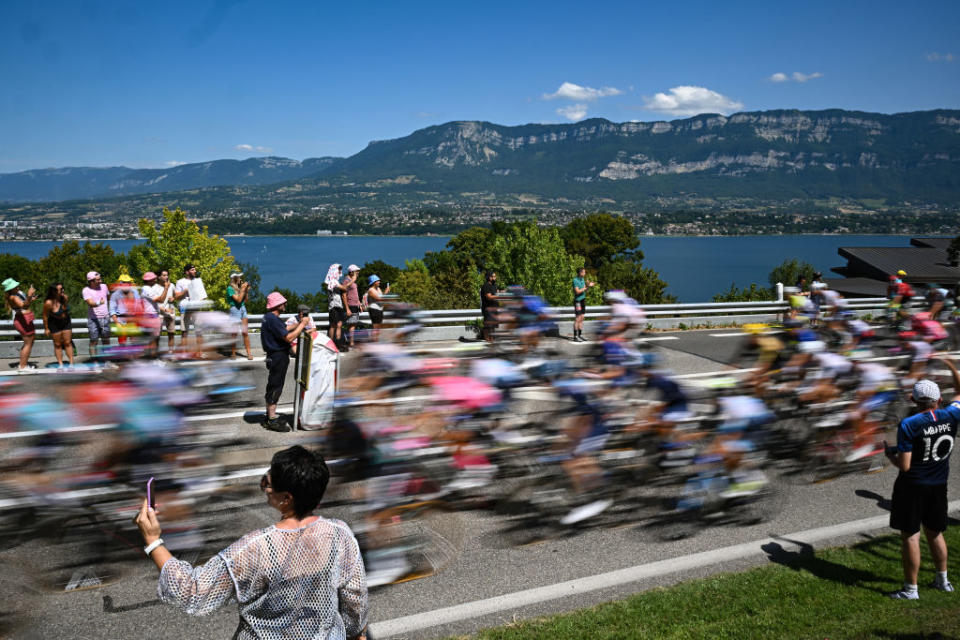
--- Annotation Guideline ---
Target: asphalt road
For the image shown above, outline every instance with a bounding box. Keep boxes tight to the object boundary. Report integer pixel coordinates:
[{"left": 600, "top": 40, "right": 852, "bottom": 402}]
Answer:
[{"left": 2, "top": 330, "right": 958, "bottom": 639}]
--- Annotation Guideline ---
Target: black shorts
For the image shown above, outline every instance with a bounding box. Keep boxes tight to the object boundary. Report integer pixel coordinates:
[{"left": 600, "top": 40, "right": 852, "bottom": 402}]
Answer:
[
  {"left": 328, "top": 306, "right": 346, "bottom": 326},
  {"left": 264, "top": 351, "right": 290, "bottom": 405},
  {"left": 574, "top": 300, "right": 586, "bottom": 316},
  {"left": 890, "top": 477, "right": 948, "bottom": 535},
  {"left": 369, "top": 308, "right": 384, "bottom": 325}
]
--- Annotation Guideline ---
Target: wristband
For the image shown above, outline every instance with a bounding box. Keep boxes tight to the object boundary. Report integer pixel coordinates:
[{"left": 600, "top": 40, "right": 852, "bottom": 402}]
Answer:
[{"left": 144, "top": 538, "right": 165, "bottom": 556}]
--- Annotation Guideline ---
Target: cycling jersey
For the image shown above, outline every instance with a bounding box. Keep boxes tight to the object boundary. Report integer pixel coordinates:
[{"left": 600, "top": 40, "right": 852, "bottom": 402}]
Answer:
[
  {"left": 897, "top": 401, "right": 960, "bottom": 485},
  {"left": 647, "top": 374, "right": 689, "bottom": 413}
]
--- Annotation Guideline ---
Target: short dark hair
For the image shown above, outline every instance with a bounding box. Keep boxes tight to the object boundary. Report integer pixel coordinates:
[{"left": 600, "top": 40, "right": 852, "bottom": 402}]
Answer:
[
  {"left": 183, "top": 263, "right": 194, "bottom": 273},
  {"left": 269, "top": 446, "right": 330, "bottom": 517},
  {"left": 914, "top": 397, "right": 939, "bottom": 412},
  {"left": 485, "top": 270, "right": 496, "bottom": 280}
]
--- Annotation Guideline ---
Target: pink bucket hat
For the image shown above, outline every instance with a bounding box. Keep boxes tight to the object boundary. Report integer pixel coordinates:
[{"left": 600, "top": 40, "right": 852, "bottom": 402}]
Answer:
[
  {"left": 86, "top": 271, "right": 100, "bottom": 281},
  {"left": 142, "top": 271, "right": 157, "bottom": 281},
  {"left": 266, "top": 291, "right": 287, "bottom": 310}
]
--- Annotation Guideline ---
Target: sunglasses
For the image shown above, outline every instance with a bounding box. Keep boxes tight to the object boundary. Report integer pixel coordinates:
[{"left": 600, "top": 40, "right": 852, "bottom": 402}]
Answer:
[{"left": 260, "top": 474, "right": 271, "bottom": 492}]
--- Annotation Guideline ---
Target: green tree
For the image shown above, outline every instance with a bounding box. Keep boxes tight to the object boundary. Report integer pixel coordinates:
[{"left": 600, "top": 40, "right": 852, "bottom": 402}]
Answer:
[
  {"left": 33, "top": 241, "right": 126, "bottom": 317},
  {"left": 128, "top": 207, "right": 239, "bottom": 310},
  {"left": 358, "top": 260, "right": 402, "bottom": 290},
  {"left": 486, "top": 221, "right": 585, "bottom": 305},
  {"left": 948, "top": 234, "right": 960, "bottom": 267},
  {"left": 0, "top": 254, "right": 38, "bottom": 296},
  {"left": 392, "top": 269, "right": 444, "bottom": 309},
  {"left": 597, "top": 258, "right": 675, "bottom": 304},
  {"left": 560, "top": 213, "right": 641, "bottom": 269},
  {"left": 768, "top": 258, "right": 817, "bottom": 290},
  {"left": 712, "top": 282, "right": 774, "bottom": 302},
  {"left": 433, "top": 226, "right": 495, "bottom": 271}
]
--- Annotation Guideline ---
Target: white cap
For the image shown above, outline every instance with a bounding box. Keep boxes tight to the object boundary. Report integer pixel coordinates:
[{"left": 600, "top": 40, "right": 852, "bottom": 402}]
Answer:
[
  {"left": 347, "top": 264, "right": 360, "bottom": 273},
  {"left": 913, "top": 379, "right": 941, "bottom": 401}
]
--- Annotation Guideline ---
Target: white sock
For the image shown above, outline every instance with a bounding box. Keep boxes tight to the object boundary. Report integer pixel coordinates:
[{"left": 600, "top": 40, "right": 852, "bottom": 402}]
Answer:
[
  {"left": 904, "top": 583, "right": 918, "bottom": 592},
  {"left": 937, "top": 571, "right": 948, "bottom": 584}
]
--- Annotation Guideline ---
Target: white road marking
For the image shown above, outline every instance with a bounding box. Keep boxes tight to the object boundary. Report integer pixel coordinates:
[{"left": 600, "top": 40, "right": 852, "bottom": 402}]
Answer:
[{"left": 370, "top": 500, "right": 960, "bottom": 638}]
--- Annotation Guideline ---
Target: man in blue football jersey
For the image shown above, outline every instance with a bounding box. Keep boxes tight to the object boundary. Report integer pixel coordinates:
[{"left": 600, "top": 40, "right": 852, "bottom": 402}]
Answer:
[{"left": 885, "top": 358, "right": 960, "bottom": 599}]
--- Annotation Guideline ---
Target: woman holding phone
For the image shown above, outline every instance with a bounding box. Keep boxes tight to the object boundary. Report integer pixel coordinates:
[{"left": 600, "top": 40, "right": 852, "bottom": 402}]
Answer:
[
  {"left": 3, "top": 278, "right": 37, "bottom": 372},
  {"left": 135, "top": 445, "right": 368, "bottom": 639}
]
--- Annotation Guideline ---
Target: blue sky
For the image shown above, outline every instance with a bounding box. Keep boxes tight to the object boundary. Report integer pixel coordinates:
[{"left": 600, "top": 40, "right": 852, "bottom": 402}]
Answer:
[{"left": 1, "top": 0, "right": 957, "bottom": 172}]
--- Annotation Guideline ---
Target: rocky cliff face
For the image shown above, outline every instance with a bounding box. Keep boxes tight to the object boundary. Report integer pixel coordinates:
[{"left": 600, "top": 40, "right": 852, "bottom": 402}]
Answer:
[{"left": 352, "top": 110, "right": 957, "bottom": 185}]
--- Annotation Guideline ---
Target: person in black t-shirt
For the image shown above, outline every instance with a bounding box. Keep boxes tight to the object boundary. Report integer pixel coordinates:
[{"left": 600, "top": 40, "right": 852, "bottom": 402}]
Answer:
[
  {"left": 480, "top": 270, "right": 499, "bottom": 342},
  {"left": 261, "top": 291, "right": 311, "bottom": 433},
  {"left": 884, "top": 359, "right": 960, "bottom": 599}
]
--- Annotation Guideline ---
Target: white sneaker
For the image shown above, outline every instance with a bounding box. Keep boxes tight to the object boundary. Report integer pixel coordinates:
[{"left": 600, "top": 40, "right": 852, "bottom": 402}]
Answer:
[
  {"left": 888, "top": 588, "right": 919, "bottom": 600},
  {"left": 929, "top": 579, "right": 955, "bottom": 593}
]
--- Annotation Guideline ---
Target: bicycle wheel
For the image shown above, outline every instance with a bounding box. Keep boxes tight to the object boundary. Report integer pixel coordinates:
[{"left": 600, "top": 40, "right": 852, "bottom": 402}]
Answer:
[
  {"left": 377, "top": 501, "right": 465, "bottom": 583},
  {"left": 11, "top": 513, "right": 140, "bottom": 594}
]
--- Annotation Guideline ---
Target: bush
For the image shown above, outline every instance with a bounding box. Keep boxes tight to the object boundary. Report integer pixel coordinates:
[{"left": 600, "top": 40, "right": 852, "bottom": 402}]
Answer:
[{"left": 712, "top": 282, "right": 774, "bottom": 302}]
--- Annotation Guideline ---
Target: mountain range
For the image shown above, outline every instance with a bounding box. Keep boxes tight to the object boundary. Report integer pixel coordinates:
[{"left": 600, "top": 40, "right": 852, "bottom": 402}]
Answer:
[
  {"left": 2, "top": 109, "right": 959, "bottom": 207},
  {"left": 0, "top": 156, "right": 341, "bottom": 203}
]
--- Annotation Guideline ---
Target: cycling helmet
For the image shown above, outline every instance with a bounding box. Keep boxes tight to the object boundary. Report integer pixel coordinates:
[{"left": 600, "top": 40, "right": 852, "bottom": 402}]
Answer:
[{"left": 604, "top": 290, "right": 629, "bottom": 303}]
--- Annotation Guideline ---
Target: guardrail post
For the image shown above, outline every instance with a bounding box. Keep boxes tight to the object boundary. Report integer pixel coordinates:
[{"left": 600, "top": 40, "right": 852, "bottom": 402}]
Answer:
[{"left": 776, "top": 282, "right": 784, "bottom": 302}]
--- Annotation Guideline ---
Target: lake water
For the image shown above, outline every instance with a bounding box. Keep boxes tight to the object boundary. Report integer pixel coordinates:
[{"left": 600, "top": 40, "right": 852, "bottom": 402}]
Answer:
[{"left": 0, "top": 234, "right": 928, "bottom": 303}]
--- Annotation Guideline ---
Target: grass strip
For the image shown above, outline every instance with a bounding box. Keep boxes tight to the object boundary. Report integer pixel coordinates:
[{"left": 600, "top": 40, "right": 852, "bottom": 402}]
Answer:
[{"left": 452, "top": 526, "right": 960, "bottom": 640}]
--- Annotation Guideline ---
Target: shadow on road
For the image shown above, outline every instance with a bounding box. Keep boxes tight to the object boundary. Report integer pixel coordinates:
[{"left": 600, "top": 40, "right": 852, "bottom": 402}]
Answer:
[
  {"left": 102, "top": 595, "right": 162, "bottom": 614},
  {"left": 856, "top": 489, "right": 892, "bottom": 511},
  {"left": 761, "top": 538, "right": 888, "bottom": 594}
]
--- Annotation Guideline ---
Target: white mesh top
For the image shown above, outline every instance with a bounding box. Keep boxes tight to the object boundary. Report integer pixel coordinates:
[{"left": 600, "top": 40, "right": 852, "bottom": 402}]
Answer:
[{"left": 158, "top": 516, "right": 368, "bottom": 639}]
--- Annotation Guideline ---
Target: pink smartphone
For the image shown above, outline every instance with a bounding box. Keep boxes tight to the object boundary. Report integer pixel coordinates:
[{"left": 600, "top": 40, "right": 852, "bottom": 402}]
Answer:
[{"left": 147, "top": 477, "right": 155, "bottom": 509}]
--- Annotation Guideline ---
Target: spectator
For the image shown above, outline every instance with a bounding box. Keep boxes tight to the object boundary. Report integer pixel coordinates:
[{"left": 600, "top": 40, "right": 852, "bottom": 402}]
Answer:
[
  {"left": 82, "top": 271, "right": 111, "bottom": 358},
  {"left": 142, "top": 271, "right": 174, "bottom": 354},
  {"left": 137, "top": 272, "right": 164, "bottom": 356},
  {"left": 325, "top": 264, "right": 347, "bottom": 350},
  {"left": 134, "top": 445, "right": 368, "bottom": 640},
  {"left": 4, "top": 278, "right": 37, "bottom": 372},
  {"left": 480, "top": 270, "right": 499, "bottom": 342},
  {"left": 175, "top": 264, "right": 209, "bottom": 351},
  {"left": 885, "top": 366, "right": 960, "bottom": 600},
  {"left": 109, "top": 274, "right": 143, "bottom": 345},
  {"left": 153, "top": 269, "right": 178, "bottom": 351},
  {"left": 286, "top": 304, "right": 316, "bottom": 355},
  {"left": 343, "top": 265, "right": 362, "bottom": 348},
  {"left": 364, "top": 275, "right": 390, "bottom": 342},
  {"left": 261, "top": 292, "right": 311, "bottom": 432},
  {"left": 572, "top": 267, "right": 594, "bottom": 342},
  {"left": 42, "top": 282, "right": 74, "bottom": 368},
  {"left": 226, "top": 272, "right": 253, "bottom": 360}
]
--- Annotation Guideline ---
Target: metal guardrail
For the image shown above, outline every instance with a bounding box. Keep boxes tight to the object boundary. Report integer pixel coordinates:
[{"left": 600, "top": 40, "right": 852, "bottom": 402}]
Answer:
[{"left": 0, "top": 296, "right": 903, "bottom": 338}]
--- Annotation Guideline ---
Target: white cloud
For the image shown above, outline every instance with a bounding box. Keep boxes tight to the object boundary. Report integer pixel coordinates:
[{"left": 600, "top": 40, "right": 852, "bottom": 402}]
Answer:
[
  {"left": 233, "top": 143, "right": 273, "bottom": 153},
  {"left": 543, "top": 82, "right": 622, "bottom": 101},
  {"left": 768, "top": 71, "right": 823, "bottom": 83},
  {"left": 792, "top": 71, "right": 823, "bottom": 82},
  {"left": 164, "top": 160, "right": 187, "bottom": 167},
  {"left": 927, "top": 52, "right": 955, "bottom": 62},
  {"left": 642, "top": 86, "right": 744, "bottom": 117},
  {"left": 557, "top": 104, "right": 588, "bottom": 121}
]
